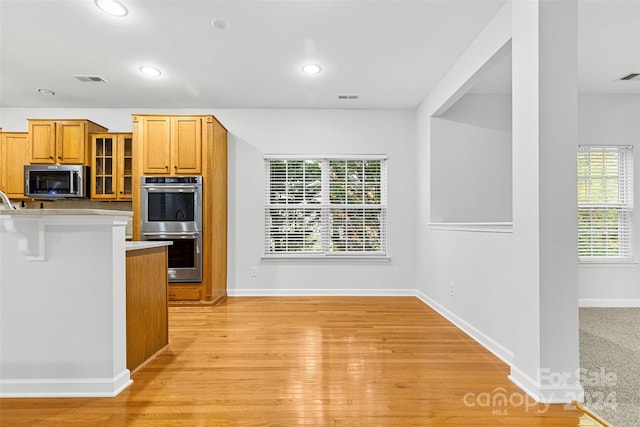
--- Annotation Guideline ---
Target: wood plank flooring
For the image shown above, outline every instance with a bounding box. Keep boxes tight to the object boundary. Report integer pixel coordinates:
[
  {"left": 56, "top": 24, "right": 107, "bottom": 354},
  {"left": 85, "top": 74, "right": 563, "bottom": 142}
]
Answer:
[{"left": 0, "top": 297, "right": 603, "bottom": 426}]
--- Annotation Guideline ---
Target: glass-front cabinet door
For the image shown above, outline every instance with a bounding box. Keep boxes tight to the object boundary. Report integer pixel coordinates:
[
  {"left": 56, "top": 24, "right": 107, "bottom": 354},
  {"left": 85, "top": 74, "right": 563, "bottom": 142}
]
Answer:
[
  {"left": 118, "top": 135, "right": 133, "bottom": 200},
  {"left": 91, "top": 133, "right": 133, "bottom": 200}
]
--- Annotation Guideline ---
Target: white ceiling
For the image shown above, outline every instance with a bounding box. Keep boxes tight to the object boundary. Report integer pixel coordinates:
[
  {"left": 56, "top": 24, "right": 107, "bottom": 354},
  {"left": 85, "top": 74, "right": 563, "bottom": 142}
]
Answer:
[{"left": 0, "top": 0, "right": 638, "bottom": 110}]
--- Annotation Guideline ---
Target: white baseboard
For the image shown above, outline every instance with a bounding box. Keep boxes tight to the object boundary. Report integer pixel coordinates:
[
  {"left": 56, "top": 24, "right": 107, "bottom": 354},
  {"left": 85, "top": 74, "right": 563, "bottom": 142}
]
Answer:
[
  {"left": 227, "top": 288, "right": 417, "bottom": 297},
  {"left": 415, "top": 291, "right": 586, "bottom": 404},
  {"left": 579, "top": 298, "right": 640, "bottom": 307},
  {"left": 0, "top": 369, "right": 132, "bottom": 398},
  {"left": 415, "top": 290, "right": 514, "bottom": 366},
  {"left": 509, "top": 365, "right": 584, "bottom": 404}
]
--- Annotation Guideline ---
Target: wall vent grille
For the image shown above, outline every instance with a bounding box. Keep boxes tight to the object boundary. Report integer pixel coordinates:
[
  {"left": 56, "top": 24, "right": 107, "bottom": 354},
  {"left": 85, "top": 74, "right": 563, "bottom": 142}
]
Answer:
[
  {"left": 72, "top": 75, "right": 109, "bottom": 83},
  {"left": 619, "top": 73, "right": 640, "bottom": 81}
]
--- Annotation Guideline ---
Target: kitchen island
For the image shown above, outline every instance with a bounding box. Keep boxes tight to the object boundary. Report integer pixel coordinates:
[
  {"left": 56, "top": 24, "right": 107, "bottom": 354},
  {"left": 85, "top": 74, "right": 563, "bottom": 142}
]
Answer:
[{"left": 0, "top": 209, "right": 170, "bottom": 397}]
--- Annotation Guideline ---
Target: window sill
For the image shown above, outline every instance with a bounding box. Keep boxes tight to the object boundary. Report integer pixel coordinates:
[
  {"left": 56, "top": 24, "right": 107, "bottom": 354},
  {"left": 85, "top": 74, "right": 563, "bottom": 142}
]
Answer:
[
  {"left": 262, "top": 255, "right": 391, "bottom": 263},
  {"left": 578, "top": 261, "right": 638, "bottom": 268}
]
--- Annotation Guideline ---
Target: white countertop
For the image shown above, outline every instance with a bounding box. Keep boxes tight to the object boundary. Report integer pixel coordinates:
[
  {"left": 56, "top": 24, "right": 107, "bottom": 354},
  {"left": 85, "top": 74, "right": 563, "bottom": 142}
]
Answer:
[
  {"left": 125, "top": 241, "right": 173, "bottom": 251},
  {"left": 1, "top": 208, "right": 161, "bottom": 252},
  {"left": 0, "top": 208, "right": 133, "bottom": 216}
]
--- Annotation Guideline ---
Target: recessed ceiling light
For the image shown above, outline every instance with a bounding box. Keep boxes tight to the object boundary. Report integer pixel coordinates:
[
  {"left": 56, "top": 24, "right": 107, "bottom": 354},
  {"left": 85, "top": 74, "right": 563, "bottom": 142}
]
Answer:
[
  {"left": 94, "top": 0, "right": 128, "bottom": 17},
  {"left": 37, "top": 88, "right": 55, "bottom": 96},
  {"left": 139, "top": 65, "right": 162, "bottom": 77},
  {"left": 211, "top": 18, "right": 229, "bottom": 30},
  {"left": 302, "top": 64, "right": 322, "bottom": 75}
]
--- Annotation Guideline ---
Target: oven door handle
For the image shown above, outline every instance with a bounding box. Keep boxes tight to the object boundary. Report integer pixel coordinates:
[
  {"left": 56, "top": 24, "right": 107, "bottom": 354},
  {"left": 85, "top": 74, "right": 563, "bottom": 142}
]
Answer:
[
  {"left": 142, "top": 186, "right": 197, "bottom": 192},
  {"left": 142, "top": 232, "right": 200, "bottom": 238}
]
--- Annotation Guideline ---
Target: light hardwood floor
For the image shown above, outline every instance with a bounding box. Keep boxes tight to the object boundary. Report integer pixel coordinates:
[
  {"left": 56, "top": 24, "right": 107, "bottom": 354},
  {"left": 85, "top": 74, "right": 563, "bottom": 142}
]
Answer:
[{"left": 0, "top": 297, "right": 603, "bottom": 426}]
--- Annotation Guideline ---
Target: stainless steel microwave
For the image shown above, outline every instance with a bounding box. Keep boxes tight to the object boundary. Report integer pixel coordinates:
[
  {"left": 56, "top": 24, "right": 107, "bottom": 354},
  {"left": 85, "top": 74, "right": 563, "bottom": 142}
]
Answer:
[{"left": 24, "top": 165, "right": 89, "bottom": 199}]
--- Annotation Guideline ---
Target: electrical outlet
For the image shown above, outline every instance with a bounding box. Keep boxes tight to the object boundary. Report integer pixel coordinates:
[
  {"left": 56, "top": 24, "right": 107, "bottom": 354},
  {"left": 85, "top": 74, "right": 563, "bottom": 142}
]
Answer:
[
  {"left": 449, "top": 282, "right": 455, "bottom": 297},
  {"left": 250, "top": 266, "right": 258, "bottom": 277}
]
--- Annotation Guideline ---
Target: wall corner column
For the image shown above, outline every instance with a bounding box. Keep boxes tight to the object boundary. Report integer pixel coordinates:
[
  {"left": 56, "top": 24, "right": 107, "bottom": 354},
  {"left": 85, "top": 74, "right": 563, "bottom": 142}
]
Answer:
[{"left": 510, "top": 0, "right": 583, "bottom": 403}]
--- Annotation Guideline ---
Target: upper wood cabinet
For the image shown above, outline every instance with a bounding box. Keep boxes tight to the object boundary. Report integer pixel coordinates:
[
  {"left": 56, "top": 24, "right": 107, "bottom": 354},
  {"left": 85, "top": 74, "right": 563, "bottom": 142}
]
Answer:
[
  {"left": 28, "top": 119, "right": 108, "bottom": 165},
  {"left": 91, "top": 133, "right": 133, "bottom": 200},
  {"left": 138, "top": 116, "right": 202, "bottom": 175},
  {"left": 0, "top": 131, "right": 30, "bottom": 200}
]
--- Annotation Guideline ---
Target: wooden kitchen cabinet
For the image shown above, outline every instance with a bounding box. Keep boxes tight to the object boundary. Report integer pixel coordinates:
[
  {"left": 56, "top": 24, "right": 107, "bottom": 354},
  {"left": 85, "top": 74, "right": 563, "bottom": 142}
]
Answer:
[
  {"left": 0, "top": 131, "right": 30, "bottom": 200},
  {"left": 139, "top": 116, "right": 202, "bottom": 175},
  {"left": 28, "top": 119, "right": 107, "bottom": 165},
  {"left": 132, "top": 114, "right": 227, "bottom": 305},
  {"left": 91, "top": 133, "right": 133, "bottom": 200}
]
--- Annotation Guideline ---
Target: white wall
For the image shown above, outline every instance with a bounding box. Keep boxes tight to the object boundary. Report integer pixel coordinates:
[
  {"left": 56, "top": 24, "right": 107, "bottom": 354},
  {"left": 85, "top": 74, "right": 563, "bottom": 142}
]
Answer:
[
  {"left": 439, "top": 93, "right": 512, "bottom": 133},
  {"left": 430, "top": 116, "right": 512, "bottom": 223},
  {"left": 0, "top": 107, "right": 417, "bottom": 296},
  {"left": 218, "top": 109, "right": 417, "bottom": 295},
  {"left": 417, "top": 0, "right": 583, "bottom": 403},
  {"left": 578, "top": 94, "right": 640, "bottom": 306},
  {"left": 416, "top": 0, "right": 516, "bottom": 366}
]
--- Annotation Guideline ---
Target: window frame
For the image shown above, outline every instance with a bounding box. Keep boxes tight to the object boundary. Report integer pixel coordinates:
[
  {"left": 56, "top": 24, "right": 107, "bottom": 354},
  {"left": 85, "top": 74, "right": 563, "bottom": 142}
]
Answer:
[
  {"left": 577, "top": 145, "right": 634, "bottom": 263},
  {"left": 263, "top": 154, "right": 388, "bottom": 259}
]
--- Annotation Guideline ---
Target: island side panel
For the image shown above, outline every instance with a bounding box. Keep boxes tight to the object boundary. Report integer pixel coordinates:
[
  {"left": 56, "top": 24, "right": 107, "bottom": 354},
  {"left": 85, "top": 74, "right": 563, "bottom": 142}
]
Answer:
[{"left": 125, "top": 246, "right": 169, "bottom": 372}]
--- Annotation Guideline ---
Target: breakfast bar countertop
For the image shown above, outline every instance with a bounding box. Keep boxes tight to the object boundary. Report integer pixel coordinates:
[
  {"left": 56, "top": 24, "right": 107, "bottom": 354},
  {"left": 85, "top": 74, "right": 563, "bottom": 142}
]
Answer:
[
  {"left": 125, "top": 241, "right": 173, "bottom": 251},
  {"left": 0, "top": 208, "right": 133, "bottom": 216},
  {"left": 0, "top": 209, "right": 168, "bottom": 252}
]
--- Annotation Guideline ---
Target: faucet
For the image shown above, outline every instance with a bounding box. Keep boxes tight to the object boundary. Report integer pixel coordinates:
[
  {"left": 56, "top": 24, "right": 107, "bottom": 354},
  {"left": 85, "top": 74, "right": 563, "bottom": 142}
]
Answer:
[{"left": 0, "top": 190, "right": 16, "bottom": 210}]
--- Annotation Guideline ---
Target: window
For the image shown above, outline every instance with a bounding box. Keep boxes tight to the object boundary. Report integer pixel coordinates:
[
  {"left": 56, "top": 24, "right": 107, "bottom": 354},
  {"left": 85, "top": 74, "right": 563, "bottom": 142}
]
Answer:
[
  {"left": 577, "top": 146, "right": 634, "bottom": 262},
  {"left": 265, "top": 155, "right": 387, "bottom": 257}
]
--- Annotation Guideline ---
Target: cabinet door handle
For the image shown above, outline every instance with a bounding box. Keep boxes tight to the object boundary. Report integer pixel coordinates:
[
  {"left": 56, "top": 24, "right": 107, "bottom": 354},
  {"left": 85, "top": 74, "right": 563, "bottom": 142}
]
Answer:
[
  {"left": 49, "top": 156, "right": 54, "bottom": 160},
  {"left": 57, "top": 156, "right": 62, "bottom": 160}
]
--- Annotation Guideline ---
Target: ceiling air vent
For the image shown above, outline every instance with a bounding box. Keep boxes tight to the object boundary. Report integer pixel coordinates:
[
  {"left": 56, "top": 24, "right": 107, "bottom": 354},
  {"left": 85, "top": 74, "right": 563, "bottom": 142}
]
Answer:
[
  {"left": 619, "top": 73, "right": 640, "bottom": 81},
  {"left": 72, "top": 75, "right": 109, "bottom": 83},
  {"left": 338, "top": 94, "right": 359, "bottom": 100}
]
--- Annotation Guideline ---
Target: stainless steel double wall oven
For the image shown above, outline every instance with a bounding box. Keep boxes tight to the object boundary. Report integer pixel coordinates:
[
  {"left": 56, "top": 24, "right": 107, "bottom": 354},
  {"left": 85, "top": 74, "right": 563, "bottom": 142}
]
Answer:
[{"left": 140, "top": 176, "right": 203, "bottom": 282}]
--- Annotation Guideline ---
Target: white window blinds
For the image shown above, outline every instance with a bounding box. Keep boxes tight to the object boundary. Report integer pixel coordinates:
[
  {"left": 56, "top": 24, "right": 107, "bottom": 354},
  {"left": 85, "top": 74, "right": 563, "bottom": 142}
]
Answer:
[
  {"left": 265, "top": 156, "right": 387, "bottom": 257},
  {"left": 577, "top": 146, "right": 634, "bottom": 262}
]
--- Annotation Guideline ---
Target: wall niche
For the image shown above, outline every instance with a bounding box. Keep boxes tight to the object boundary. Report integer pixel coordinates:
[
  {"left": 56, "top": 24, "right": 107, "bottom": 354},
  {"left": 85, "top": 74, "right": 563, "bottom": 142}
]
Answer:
[{"left": 430, "top": 41, "right": 513, "bottom": 229}]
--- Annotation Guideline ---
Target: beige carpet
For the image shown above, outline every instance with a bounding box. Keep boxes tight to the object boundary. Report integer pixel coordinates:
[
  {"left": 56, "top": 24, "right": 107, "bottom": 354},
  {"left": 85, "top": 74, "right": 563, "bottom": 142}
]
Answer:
[{"left": 579, "top": 308, "right": 640, "bottom": 427}]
